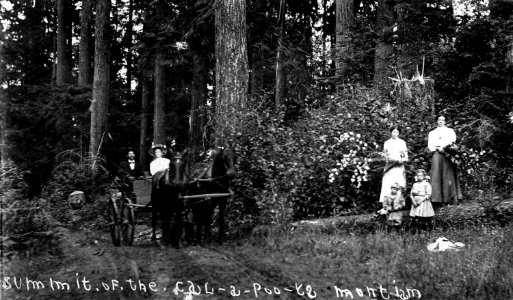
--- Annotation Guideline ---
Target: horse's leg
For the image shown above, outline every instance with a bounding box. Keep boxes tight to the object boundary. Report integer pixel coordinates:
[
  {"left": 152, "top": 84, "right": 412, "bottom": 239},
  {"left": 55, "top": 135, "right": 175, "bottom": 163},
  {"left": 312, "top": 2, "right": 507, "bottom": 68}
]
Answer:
[
  {"left": 193, "top": 207, "right": 203, "bottom": 245},
  {"left": 218, "top": 198, "right": 227, "bottom": 244},
  {"left": 161, "top": 196, "right": 172, "bottom": 247},
  {"left": 170, "top": 195, "right": 183, "bottom": 248},
  {"left": 204, "top": 202, "right": 213, "bottom": 243},
  {"left": 184, "top": 209, "right": 194, "bottom": 245},
  {"left": 151, "top": 190, "right": 158, "bottom": 246}
]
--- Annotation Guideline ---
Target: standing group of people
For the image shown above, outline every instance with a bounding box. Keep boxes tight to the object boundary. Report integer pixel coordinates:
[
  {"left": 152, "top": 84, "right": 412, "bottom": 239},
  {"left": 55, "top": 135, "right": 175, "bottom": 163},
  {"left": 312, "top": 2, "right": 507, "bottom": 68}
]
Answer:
[{"left": 378, "top": 116, "right": 463, "bottom": 231}]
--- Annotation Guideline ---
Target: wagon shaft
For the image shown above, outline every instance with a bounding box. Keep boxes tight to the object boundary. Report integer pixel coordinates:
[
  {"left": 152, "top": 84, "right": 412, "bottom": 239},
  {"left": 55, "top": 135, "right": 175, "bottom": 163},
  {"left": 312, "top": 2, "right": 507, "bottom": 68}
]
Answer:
[{"left": 179, "top": 193, "right": 233, "bottom": 200}]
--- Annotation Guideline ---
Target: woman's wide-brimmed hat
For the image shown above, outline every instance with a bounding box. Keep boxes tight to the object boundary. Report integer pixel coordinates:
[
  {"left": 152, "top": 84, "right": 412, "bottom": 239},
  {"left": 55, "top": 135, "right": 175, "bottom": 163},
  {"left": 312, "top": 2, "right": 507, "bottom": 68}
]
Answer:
[{"left": 149, "top": 143, "right": 167, "bottom": 157}]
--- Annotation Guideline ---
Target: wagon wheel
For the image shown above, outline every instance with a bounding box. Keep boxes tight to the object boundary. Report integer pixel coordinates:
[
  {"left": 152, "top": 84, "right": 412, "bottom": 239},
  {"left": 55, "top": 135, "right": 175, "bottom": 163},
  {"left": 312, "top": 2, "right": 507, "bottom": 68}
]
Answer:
[
  {"left": 120, "top": 200, "right": 135, "bottom": 246},
  {"left": 108, "top": 200, "right": 121, "bottom": 246}
]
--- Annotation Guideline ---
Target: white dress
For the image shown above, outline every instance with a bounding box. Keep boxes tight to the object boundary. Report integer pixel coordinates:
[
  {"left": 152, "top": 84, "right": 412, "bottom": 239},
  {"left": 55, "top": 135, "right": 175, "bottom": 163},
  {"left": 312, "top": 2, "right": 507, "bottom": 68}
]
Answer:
[
  {"left": 379, "top": 138, "right": 408, "bottom": 203},
  {"left": 150, "top": 157, "right": 170, "bottom": 175},
  {"left": 409, "top": 181, "right": 435, "bottom": 217}
]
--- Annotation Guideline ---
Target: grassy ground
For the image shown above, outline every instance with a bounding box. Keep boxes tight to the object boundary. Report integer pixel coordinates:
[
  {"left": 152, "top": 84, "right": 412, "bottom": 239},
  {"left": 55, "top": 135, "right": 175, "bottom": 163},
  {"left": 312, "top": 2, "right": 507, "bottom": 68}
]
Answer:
[
  {"left": 3, "top": 212, "right": 513, "bottom": 299},
  {"left": 225, "top": 223, "right": 513, "bottom": 299}
]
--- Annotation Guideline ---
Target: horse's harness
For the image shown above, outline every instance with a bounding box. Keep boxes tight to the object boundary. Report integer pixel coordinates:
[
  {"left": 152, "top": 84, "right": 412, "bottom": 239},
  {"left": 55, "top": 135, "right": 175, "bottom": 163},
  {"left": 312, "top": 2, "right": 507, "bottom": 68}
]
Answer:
[
  {"left": 151, "top": 152, "right": 234, "bottom": 208},
  {"left": 182, "top": 174, "right": 233, "bottom": 208}
]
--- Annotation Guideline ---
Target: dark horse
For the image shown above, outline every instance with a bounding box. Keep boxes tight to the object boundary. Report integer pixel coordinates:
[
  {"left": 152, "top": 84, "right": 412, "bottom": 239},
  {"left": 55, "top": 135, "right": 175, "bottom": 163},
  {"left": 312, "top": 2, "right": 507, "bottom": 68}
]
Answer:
[
  {"left": 151, "top": 150, "right": 188, "bottom": 247},
  {"left": 185, "top": 146, "right": 236, "bottom": 245}
]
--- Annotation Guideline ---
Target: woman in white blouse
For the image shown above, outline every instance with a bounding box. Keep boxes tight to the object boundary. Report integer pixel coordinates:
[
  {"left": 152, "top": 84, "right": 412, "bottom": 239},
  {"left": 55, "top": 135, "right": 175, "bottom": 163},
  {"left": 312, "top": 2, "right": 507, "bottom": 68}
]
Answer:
[
  {"left": 149, "top": 144, "right": 170, "bottom": 175},
  {"left": 428, "top": 116, "right": 462, "bottom": 207},
  {"left": 379, "top": 126, "right": 408, "bottom": 203}
]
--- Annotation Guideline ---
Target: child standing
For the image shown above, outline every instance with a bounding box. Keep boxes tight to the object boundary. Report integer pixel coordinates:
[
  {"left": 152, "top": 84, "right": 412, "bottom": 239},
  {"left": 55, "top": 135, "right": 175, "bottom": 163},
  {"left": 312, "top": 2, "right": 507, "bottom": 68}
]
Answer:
[
  {"left": 409, "top": 169, "right": 435, "bottom": 231},
  {"left": 382, "top": 182, "right": 406, "bottom": 230}
]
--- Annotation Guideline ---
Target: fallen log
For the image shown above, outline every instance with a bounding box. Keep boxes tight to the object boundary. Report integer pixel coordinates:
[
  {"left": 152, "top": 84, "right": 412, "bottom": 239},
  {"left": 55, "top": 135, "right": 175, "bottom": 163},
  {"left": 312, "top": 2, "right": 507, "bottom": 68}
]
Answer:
[{"left": 291, "top": 199, "right": 513, "bottom": 233}]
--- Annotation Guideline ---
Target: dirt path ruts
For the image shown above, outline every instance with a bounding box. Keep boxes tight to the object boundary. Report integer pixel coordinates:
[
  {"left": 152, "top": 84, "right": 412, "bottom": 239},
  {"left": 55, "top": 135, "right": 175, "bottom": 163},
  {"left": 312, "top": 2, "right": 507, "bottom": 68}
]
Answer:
[{"left": 4, "top": 225, "right": 304, "bottom": 300}]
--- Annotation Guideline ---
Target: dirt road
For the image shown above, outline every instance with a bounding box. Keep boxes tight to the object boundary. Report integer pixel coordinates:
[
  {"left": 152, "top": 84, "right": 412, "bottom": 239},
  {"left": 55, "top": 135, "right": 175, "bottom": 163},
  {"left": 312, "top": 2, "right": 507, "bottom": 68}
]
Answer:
[{"left": 2, "top": 224, "right": 312, "bottom": 300}]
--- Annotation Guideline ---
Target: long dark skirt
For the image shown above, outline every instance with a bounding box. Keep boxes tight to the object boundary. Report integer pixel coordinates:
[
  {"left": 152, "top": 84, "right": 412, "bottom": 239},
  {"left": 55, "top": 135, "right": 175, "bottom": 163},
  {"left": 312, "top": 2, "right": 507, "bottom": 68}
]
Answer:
[{"left": 430, "top": 151, "right": 462, "bottom": 204}]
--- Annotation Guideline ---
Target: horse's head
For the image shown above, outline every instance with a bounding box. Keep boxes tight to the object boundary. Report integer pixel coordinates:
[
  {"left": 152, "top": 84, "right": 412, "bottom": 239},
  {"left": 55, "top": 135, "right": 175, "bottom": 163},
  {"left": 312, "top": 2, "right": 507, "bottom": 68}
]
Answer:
[
  {"left": 167, "top": 149, "right": 189, "bottom": 187},
  {"left": 211, "top": 146, "right": 236, "bottom": 179}
]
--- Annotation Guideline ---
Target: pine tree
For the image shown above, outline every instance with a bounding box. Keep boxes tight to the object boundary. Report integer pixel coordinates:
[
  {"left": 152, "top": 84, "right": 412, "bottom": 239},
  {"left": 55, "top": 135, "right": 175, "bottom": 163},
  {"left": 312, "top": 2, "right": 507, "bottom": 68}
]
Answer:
[
  {"left": 90, "top": 0, "right": 112, "bottom": 173},
  {"left": 78, "top": 0, "right": 93, "bottom": 85},
  {"left": 215, "top": 0, "right": 249, "bottom": 143},
  {"left": 335, "top": 0, "right": 354, "bottom": 90}
]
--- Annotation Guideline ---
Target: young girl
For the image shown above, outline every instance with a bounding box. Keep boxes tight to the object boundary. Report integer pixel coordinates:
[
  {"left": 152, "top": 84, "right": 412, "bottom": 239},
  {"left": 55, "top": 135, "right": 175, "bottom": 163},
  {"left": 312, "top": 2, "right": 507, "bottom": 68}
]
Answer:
[
  {"left": 409, "top": 169, "right": 435, "bottom": 231},
  {"left": 382, "top": 182, "right": 406, "bottom": 230}
]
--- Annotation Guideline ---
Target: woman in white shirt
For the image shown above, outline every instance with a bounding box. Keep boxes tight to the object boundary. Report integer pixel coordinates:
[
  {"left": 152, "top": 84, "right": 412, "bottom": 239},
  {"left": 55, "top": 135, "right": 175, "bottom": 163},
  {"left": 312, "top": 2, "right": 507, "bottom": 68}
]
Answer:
[
  {"left": 379, "top": 126, "right": 408, "bottom": 203},
  {"left": 428, "top": 116, "right": 462, "bottom": 207},
  {"left": 149, "top": 144, "right": 170, "bottom": 175}
]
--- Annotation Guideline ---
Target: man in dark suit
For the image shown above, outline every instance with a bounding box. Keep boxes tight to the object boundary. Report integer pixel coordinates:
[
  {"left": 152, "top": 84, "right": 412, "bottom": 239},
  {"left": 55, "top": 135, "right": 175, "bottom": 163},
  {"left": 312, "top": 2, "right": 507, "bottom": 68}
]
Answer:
[
  {"left": 119, "top": 150, "right": 144, "bottom": 180},
  {"left": 118, "top": 150, "right": 144, "bottom": 198}
]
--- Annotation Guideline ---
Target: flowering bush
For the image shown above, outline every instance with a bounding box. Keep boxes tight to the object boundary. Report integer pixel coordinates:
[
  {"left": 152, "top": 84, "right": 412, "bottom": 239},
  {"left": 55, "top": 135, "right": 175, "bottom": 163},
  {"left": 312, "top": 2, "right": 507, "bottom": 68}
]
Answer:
[
  {"left": 230, "top": 86, "right": 391, "bottom": 228},
  {"left": 443, "top": 142, "right": 490, "bottom": 174},
  {"left": 327, "top": 131, "right": 379, "bottom": 188},
  {"left": 225, "top": 81, "right": 510, "bottom": 234}
]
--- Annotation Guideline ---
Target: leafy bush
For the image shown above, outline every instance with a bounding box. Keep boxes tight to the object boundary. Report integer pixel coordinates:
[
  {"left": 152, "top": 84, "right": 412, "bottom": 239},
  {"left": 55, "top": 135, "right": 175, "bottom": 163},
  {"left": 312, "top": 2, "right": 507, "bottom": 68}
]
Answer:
[
  {"left": 432, "top": 14, "right": 513, "bottom": 197},
  {"left": 41, "top": 150, "right": 110, "bottom": 229},
  {"left": 231, "top": 86, "right": 388, "bottom": 229},
  {"left": 229, "top": 77, "right": 507, "bottom": 232},
  {"left": 1, "top": 161, "right": 54, "bottom": 256},
  {"left": 6, "top": 85, "right": 91, "bottom": 195}
]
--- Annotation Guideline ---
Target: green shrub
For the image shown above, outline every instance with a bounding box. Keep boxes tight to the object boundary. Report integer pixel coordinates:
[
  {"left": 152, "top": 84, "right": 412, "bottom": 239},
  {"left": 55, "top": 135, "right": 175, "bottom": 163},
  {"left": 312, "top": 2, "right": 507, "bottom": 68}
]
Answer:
[
  {"left": 41, "top": 150, "right": 110, "bottom": 230},
  {"left": 1, "top": 161, "right": 54, "bottom": 256},
  {"left": 229, "top": 82, "right": 503, "bottom": 233}
]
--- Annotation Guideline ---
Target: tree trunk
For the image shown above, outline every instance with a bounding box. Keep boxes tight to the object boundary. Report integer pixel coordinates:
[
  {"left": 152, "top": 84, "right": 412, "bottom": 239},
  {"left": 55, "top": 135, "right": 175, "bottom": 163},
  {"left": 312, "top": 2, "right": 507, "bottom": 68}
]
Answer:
[
  {"left": 126, "top": 0, "right": 134, "bottom": 93},
  {"left": 250, "top": 45, "right": 265, "bottom": 99},
  {"left": 89, "top": 0, "right": 111, "bottom": 174},
  {"left": 490, "top": 0, "right": 513, "bottom": 109},
  {"left": 215, "top": 0, "right": 249, "bottom": 143},
  {"left": 0, "top": 90, "right": 10, "bottom": 169},
  {"left": 490, "top": 0, "right": 513, "bottom": 65},
  {"left": 373, "top": 0, "right": 395, "bottom": 88},
  {"left": 56, "top": 0, "right": 72, "bottom": 84},
  {"left": 335, "top": 0, "right": 354, "bottom": 90},
  {"left": 51, "top": 32, "right": 57, "bottom": 82},
  {"left": 275, "top": 0, "right": 286, "bottom": 110},
  {"left": 78, "top": 0, "right": 93, "bottom": 85},
  {"left": 189, "top": 49, "right": 208, "bottom": 161},
  {"left": 153, "top": 51, "right": 166, "bottom": 145},
  {"left": 139, "top": 72, "right": 151, "bottom": 171},
  {"left": 249, "top": 0, "right": 267, "bottom": 99}
]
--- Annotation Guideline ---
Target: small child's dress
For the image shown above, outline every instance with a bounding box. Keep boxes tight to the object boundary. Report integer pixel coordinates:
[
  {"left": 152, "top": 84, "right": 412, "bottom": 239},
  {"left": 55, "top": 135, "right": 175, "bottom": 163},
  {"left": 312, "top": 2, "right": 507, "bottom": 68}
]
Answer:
[
  {"left": 409, "top": 181, "right": 435, "bottom": 217},
  {"left": 383, "top": 191, "right": 406, "bottom": 226}
]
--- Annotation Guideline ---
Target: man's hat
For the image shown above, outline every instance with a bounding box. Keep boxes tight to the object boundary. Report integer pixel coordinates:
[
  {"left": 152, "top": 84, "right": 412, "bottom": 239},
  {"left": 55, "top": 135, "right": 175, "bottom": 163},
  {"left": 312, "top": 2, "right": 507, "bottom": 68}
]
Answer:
[{"left": 149, "top": 143, "right": 167, "bottom": 157}]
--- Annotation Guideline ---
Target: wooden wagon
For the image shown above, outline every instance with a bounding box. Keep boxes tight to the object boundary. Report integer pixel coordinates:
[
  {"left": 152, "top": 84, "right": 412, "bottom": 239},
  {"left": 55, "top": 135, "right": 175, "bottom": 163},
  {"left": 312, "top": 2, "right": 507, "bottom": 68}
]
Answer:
[{"left": 108, "top": 178, "right": 233, "bottom": 246}]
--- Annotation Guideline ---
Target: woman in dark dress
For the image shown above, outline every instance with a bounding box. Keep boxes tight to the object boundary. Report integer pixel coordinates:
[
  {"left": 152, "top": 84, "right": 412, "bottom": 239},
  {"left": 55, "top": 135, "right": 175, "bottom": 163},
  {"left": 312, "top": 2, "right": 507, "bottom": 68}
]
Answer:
[{"left": 428, "top": 116, "right": 462, "bottom": 208}]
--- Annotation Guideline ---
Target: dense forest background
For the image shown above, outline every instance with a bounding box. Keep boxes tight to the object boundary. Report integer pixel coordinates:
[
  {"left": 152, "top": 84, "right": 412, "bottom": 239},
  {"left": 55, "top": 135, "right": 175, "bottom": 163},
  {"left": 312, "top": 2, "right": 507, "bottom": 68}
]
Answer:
[{"left": 1, "top": 0, "right": 512, "bottom": 234}]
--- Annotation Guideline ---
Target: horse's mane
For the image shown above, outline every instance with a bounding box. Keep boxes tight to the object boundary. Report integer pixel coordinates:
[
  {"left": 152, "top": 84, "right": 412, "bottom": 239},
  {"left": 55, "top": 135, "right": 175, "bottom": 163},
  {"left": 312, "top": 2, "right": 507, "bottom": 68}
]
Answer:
[{"left": 188, "top": 148, "right": 234, "bottom": 180}]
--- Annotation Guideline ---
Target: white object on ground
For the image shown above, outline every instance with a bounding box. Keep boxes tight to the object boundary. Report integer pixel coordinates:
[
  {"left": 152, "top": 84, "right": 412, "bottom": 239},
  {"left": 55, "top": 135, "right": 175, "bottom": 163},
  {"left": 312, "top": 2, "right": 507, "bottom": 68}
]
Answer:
[
  {"left": 427, "top": 237, "right": 465, "bottom": 252},
  {"left": 377, "top": 208, "right": 388, "bottom": 215}
]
